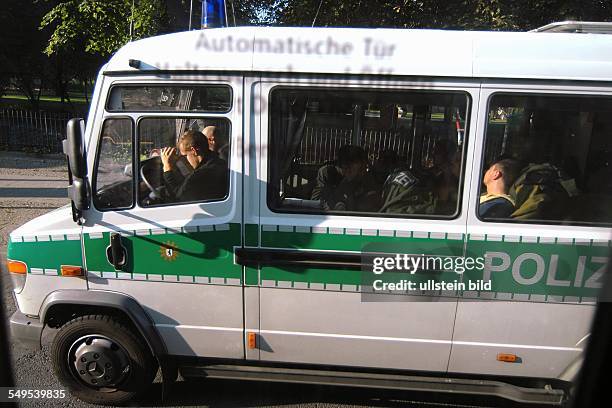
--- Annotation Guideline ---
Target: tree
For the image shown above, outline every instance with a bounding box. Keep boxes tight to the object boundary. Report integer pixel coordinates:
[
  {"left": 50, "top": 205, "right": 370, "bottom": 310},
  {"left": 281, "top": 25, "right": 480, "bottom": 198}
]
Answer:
[
  {"left": 39, "top": 0, "right": 169, "bottom": 105},
  {"left": 0, "top": 0, "right": 53, "bottom": 109},
  {"left": 263, "top": 0, "right": 612, "bottom": 31},
  {"left": 40, "top": 0, "right": 169, "bottom": 57},
  {"left": 230, "top": 0, "right": 281, "bottom": 25},
  {"left": 503, "top": 0, "right": 612, "bottom": 30}
]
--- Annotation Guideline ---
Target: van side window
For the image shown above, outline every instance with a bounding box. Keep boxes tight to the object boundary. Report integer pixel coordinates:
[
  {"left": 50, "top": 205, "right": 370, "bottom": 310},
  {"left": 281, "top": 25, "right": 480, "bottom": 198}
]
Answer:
[
  {"left": 93, "top": 118, "right": 134, "bottom": 210},
  {"left": 479, "top": 93, "right": 612, "bottom": 225},
  {"left": 107, "top": 85, "right": 232, "bottom": 112},
  {"left": 267, "top": 88, "right": 469, "bottom": 218},
  {"left": 138, "top": 117, "right": 230, "bottom": 207}
]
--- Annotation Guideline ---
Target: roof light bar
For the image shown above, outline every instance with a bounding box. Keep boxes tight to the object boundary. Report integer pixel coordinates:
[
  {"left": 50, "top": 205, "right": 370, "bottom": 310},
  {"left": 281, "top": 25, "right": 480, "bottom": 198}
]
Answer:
[{"left": 201, "top": 0, "right": 228, "bottom": 29}]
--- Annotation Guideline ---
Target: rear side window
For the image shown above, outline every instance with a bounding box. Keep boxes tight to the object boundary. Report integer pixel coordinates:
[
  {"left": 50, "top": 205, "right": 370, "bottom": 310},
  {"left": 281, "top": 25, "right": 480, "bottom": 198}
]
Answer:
[
  {"left": 267, "top": 87, "right": 469, "bottom": 218},
  {"left": 479, "top": 93, "right": 612, "bottom": 225},
  {"left": 93, "top": 118, "right": 134, "bottom": 210},
  {"left": 107, "top": 85, "right": 232, "bottom": 112}
]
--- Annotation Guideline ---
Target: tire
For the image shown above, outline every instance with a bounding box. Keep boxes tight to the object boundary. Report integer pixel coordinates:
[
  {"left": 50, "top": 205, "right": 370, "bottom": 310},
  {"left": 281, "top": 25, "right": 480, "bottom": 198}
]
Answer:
[{"left": 51, "top": 314, "right": 158, "bottom": 406}]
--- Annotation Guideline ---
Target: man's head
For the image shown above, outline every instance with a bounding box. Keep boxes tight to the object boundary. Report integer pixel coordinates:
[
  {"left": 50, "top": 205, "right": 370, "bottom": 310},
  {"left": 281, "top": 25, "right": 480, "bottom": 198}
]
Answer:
[
  {"left": 203, "top": 125, "right": 228, "bottom": 153},
  {"left": 202, "top": 126, "right": 217, "bottom": 152},
  {"left": 337, "top": 145, "right": 368, "bottom": 181},
  {"left": 483, "top": 158, "right": 521, "bottom": 194},
  {"left": 178, "top": 130, "right": 209, "bottom": 169}
]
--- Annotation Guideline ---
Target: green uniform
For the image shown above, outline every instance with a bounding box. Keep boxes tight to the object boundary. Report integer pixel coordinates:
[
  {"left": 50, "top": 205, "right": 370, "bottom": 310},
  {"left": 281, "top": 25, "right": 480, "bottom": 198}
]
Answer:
[{"left": 380, "top": 169, "right": 436, "bottom": 215}]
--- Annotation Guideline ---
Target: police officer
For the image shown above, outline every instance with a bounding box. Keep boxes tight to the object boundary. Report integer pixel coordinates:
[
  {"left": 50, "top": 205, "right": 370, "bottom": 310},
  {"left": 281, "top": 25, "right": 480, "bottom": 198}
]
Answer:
[{"left": 313, "top": 145, "right": 380, "bottom": 212}]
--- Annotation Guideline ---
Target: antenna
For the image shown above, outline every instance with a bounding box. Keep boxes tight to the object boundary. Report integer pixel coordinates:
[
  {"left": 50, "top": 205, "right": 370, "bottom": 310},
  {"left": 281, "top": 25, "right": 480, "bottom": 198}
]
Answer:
[
  {"left": 229, "top": 0, "right": 236, "bottom": 27},
  {"left": 129, "top": 0, "right": 135, "bottom": 40},
  {"left": 312, "top": 0, "right": 324, "bottom": 27},
  {"left": 189, "top": 0, "right": 193, "bottom": 30}
]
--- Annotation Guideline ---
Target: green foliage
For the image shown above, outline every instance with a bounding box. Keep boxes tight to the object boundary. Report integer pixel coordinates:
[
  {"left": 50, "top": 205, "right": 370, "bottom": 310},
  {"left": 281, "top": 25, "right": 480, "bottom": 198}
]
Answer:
[
  {"left": 230, "top": 0, "right": 283, "bottom": 25},
  {"left": 3, "top": 0, "right": 611, "bottom": 110},
  {"left": 262, "top": 0, "right": 612, "bottom": 30},
  {"left": 41, "top": 0, "right": 169, "bottom": 56}
]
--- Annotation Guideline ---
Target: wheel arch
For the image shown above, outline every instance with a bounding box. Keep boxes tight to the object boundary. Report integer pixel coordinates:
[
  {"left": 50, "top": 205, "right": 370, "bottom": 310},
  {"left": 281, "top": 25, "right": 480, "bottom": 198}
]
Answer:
[{"left": 40, "top": 289, "right": 171, "bottom": 377}]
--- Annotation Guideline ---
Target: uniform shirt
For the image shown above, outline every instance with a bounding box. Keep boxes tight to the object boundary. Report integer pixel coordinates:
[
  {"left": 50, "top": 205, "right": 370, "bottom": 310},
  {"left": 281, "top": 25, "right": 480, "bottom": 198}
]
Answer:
[
  {"left": 312, "top": 165, "right": 380, "bottom": 212},
  {"left": 380, "top": 169, "right": 436, "bottom": 214},
  {"left": 479, "top": 193, "right": 515, "bottom": 219},
  {"left": 332, "top": 173, "right": 380, "bottom": 212},
  {"left": 311, "top": 165, "right": 343, "bottom": 201}
]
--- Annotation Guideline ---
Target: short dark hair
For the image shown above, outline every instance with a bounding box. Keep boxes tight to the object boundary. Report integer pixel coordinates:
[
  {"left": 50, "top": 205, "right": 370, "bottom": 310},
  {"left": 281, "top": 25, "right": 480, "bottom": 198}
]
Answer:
[
  {"left": 493, "top": 158, "right": 522, "bottom": 189},
  {"left": 337, "top": 145, "right": 367, "bottom": 167},
  {"left": 179, "top": 130, "right": 209, "bottom": 155}
]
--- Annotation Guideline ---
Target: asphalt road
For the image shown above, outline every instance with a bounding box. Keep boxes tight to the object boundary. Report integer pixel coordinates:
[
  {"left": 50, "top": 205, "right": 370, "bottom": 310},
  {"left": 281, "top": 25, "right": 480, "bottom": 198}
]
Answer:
[{"left": 0, "top": 151, "right": 500, "bottom": 408}]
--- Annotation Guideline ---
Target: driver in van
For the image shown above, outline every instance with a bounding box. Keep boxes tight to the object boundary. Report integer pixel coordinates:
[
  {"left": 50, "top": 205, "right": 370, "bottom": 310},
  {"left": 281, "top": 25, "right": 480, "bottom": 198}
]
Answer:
[
  {"left": 479, "top": 158, "right": 521, "bottom": 219},
  {"left": 160, "top": 130, "right": 228, "bottom": 202},
  {"left": 312, "top": 145, "right": 380, "bottom": 212}
]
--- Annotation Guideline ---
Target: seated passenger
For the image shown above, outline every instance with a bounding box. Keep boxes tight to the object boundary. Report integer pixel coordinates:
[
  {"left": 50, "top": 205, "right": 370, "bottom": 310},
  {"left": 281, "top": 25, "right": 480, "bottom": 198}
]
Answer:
[
  {"left": 313, "top": 145, "right": 380, "bottom": 212},
  {"left": 380, "top": 166, "right": 436, "bottom": 215},
  {"left": 161, "top": 130, "right": 228, "bottom": 202},
  {"left": 479, "top": 158, "right": 521, "bottom": 219},
  {"left": 371, "top": 150, "right": 403, "bottom": 186},
  {"left": 203, "top": 125, "right": 229, "bottom": 161},
  {"left": 429, "top": 143, "right": 461, "bottom": 215},
  {"left": 380, "top": 142, "right": 459, "bottom": 215},
  {"left": 509, "top": 162, "right": 578, "bottom": 220},
  {"left": 311, "top": 163, "right": 342, "bottom": 201}
]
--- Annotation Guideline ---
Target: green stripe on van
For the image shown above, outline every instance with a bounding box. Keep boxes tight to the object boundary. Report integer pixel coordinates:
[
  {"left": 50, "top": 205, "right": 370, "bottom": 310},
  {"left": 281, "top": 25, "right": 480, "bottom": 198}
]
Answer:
[
  {"left": 84, "top": 223, "right": 242, "bottom": 282},
  {"left": 8, "top": 236, "right": 83, "bottom": 272},
  {"left": 465, "top": 237, "right": 608, "bottom": 299},
  {"left": 260, "top": 226, "right": 464, "bottom": 256},
  {"left": 259, "top": 225, "right": 464, "bottom": 287}
]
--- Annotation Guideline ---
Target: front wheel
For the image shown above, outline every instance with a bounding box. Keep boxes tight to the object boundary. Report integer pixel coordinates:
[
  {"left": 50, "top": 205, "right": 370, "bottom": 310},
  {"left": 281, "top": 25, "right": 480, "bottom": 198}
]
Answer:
[{"left": 51, "top": 314, "right": 157, "bottom": 405}]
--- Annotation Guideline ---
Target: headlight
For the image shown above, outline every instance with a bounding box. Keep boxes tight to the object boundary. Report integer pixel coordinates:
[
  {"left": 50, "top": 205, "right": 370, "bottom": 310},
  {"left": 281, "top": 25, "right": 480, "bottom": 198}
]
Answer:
[{"left": 7, "top": 260, "right": 27, "bottom": 294}]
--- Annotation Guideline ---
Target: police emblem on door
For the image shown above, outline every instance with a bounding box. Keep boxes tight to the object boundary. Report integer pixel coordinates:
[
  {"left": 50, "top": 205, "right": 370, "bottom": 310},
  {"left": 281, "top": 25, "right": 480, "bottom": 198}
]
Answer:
[{"left": 159, "top": 241, "right": 178, "bottom": 261}]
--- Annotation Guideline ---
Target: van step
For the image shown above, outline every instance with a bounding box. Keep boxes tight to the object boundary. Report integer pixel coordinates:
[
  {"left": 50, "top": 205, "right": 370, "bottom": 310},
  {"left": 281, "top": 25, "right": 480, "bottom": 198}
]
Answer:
[{"left": 179, "top": 364, "right": 565, "bottom": 406}]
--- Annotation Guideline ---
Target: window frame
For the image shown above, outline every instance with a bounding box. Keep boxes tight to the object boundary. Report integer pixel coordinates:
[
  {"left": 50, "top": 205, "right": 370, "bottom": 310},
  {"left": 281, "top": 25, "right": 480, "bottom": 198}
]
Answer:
[
  {"left": 134, "top": 115, "right": 233, "bottom": 209},
  {"left": 92, "top": 116, "right": 136, "bottom": 212},
  {"left": 105, "top": 84, "right": 233, "bottom": 113},
  {"left": 476, "top": 91, "right": 612, "bottom": 228},
  {"left": 265, "top": 85, "right": 472, "bottom": 221}
]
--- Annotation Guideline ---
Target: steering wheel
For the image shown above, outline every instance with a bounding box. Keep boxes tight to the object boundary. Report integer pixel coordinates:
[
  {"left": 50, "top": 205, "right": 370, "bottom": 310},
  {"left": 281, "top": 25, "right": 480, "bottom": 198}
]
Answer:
[{"left": 140, "top": 156, "right": 164, "bottom": 201}]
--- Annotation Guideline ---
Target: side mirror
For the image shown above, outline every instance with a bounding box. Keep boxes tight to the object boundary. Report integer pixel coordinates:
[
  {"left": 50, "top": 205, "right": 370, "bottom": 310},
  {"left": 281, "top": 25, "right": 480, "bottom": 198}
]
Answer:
[
  {"left": 65, "top": 119, "right": 87, "bottom": 178},
  {"left": 63, "top": 118, "right": 90, "bottom": 222}
]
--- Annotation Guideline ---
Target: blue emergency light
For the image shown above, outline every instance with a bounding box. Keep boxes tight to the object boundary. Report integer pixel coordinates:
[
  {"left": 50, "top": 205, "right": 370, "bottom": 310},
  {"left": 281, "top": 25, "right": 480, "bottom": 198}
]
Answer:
[{"left": 201, "top": 0, "right": 227, "bottom": 29}]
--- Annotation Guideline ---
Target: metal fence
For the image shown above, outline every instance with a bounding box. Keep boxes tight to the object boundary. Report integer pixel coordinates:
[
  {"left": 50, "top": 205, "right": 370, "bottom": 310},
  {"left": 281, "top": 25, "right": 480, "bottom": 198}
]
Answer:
[
  {"left": 0, "top": 109, "right": 77, "bottom": 153},
  {"left": 297, "top": 126, "right": 414, "bottom": 165}
]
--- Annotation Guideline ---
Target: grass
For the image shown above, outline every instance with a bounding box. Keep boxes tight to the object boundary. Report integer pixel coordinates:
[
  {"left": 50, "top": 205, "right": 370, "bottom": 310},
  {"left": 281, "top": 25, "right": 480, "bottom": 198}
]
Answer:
[
  {"left": 0, "top": 96, "right": 90, "bottom": 114},
  {"left": 2, "top": 94, "right": 91, "bottom": 104}
]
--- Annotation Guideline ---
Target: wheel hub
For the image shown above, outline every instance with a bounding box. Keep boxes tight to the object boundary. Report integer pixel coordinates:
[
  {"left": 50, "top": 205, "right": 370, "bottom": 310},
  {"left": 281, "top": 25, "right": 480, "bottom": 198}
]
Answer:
[{"left": 69, "top": 335, "right": 130, "bottom": 387}]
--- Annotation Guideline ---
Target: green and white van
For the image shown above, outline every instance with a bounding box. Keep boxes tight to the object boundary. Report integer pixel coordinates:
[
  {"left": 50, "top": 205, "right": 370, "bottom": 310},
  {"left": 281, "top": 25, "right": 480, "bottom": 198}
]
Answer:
[{"left": 7, "top": 24, "right": 612, "bottom": 405}]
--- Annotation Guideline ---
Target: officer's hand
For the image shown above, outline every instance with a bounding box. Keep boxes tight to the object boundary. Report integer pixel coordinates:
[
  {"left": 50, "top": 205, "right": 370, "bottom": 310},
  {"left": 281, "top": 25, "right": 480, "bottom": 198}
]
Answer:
[{"left": 161, "top": 147, "right": 177, "bottom": 172}]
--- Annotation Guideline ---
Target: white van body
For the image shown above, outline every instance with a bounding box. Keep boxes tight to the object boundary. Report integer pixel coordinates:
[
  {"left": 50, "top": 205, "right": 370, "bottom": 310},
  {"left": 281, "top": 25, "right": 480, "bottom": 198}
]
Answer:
[{"left": 8, "top": 26, "right": 612, "bottom": 405}]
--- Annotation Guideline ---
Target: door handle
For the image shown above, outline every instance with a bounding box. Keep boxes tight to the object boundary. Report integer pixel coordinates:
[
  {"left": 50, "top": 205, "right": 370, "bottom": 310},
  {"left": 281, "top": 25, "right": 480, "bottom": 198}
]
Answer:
[
  {"left": 235, "top": 247, "right": 361, "bottom": 269},
  {"left": 106, "top": 233, "right": 127, "bottom": 270},
  {"left": 235, "top": 248, "right": 447, "bottom": 274}
]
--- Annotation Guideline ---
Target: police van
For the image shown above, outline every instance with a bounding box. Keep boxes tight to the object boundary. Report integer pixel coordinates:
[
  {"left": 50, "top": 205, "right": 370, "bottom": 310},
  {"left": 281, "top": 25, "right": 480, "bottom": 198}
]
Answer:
[{"left": 7, "top": 22, "right": 612, "bottom": 405}]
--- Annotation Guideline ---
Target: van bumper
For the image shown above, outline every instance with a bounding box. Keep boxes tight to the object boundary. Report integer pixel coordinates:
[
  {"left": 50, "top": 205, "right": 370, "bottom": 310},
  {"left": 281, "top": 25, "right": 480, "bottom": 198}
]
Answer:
[{"left": 9, "top": 310, "right": 43, "bottom": 350}]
